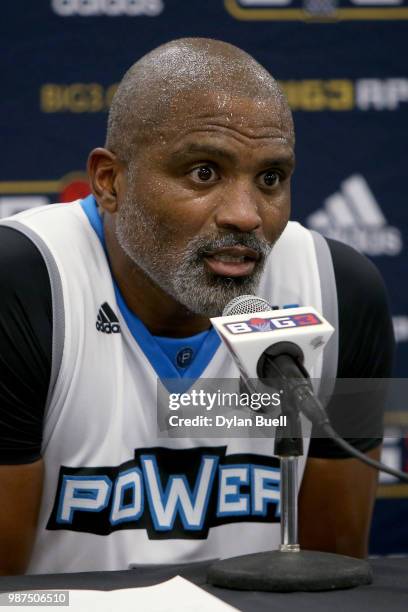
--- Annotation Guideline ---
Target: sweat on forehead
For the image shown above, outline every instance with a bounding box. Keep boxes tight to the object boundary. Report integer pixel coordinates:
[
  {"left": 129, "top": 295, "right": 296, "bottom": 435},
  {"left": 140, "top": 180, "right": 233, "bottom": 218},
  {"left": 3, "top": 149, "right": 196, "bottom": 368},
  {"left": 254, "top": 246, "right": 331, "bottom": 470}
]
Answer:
[{"left": 106, "top": 38, "right": 293, "bottom": 161}]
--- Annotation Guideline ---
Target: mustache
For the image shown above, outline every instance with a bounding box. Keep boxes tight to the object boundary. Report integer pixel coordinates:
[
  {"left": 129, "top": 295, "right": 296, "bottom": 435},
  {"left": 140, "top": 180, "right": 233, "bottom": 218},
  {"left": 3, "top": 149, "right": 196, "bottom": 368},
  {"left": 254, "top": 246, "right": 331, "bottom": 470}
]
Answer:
[{"left": 188, "top": 233, "right": 272, "bottom": 260}]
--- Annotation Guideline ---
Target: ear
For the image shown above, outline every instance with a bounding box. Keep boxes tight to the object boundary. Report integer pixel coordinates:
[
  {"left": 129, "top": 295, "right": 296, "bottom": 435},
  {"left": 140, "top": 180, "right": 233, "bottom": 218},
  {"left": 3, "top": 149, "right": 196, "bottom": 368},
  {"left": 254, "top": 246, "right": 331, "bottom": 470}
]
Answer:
[{"left": 87, "top": 148, "right": 123, "bottom": 214}]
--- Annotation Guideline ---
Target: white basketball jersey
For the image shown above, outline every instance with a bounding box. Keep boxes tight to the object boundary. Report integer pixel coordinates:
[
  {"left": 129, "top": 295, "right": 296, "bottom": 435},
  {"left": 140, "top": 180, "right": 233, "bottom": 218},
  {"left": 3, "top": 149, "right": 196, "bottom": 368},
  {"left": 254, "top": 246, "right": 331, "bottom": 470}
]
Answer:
[{"left": 1, "top": 197, "right": 338, "bottom": 574}]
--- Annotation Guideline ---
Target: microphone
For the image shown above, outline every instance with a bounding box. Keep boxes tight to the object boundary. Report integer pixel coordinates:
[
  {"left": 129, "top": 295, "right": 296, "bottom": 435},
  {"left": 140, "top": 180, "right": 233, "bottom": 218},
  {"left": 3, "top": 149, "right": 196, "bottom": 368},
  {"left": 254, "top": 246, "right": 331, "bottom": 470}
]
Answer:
[
  {"left": 208, "top": 295, "right": 377, "bottom": 591},
  {"left": 210, "top": 295, "right": 334, "bottom": 403},
  {"left": 211, "top": 294, "right": 408, "bottom": 483},
  {"left": 208, "top": 296, "right": 407, "bottom": 592},
  {"left": 207, "top": 295, "right": 408, "bottom": 591}
]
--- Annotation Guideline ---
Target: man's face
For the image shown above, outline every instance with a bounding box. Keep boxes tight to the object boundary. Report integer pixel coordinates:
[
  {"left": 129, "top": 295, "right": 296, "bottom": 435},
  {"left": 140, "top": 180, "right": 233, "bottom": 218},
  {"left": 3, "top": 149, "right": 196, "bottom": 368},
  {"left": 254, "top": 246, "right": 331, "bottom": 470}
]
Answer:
[{"left": 115, "top": 90, "right": 295, "bottom": 316}]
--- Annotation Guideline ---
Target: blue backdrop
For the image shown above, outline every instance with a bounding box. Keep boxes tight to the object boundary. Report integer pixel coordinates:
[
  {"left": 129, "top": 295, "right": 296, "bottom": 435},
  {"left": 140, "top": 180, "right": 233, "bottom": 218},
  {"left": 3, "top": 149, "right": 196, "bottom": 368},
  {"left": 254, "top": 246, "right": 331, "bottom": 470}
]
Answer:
[{"left": 1, "top": 0, "right": 407, "bottom": 554}]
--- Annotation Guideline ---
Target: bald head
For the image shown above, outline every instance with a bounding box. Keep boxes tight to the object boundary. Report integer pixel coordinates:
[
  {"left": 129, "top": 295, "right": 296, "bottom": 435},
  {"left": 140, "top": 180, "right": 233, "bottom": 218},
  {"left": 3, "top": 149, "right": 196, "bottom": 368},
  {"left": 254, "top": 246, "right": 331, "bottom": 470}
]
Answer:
[{"left": 106, "top": 38, "right": 294, "bottom": 163}]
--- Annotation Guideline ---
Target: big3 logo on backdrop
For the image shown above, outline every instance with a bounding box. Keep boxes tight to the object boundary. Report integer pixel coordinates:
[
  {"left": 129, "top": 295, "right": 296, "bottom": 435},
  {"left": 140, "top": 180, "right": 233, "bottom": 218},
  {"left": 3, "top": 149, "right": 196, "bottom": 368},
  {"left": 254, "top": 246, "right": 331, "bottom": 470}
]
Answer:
[{"left": 225, "top": 0, "right": 408, "bottom": 22}]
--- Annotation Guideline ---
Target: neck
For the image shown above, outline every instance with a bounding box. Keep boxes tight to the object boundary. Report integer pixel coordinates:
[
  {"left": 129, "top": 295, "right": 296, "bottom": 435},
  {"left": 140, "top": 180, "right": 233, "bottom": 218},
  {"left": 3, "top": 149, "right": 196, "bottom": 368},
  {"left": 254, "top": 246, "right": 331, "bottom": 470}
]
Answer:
[{"left": 104, "top": 218, "right": 211, "bottom": 337}]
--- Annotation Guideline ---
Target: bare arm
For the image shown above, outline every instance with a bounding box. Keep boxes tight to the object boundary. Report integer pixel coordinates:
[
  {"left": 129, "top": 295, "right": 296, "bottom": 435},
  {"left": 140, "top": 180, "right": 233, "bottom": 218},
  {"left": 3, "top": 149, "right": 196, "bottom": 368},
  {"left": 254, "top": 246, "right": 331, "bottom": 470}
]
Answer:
[
  {"left": 0, "top": 459, "right": 44, "bottom": 575},
  {"left": 298, "top": 446, "right": 380, "bottom": 558}
]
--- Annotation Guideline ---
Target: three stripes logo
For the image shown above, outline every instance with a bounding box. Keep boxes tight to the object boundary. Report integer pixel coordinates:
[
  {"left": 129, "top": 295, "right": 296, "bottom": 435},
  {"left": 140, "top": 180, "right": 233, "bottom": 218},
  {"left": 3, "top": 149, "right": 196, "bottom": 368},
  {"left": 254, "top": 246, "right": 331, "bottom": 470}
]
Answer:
[
  {"left": 96, "top": 302, "right": 120, "bottom": 334},
  {"left": 307, "top": 175, "right": 403, "bottom": 256}
]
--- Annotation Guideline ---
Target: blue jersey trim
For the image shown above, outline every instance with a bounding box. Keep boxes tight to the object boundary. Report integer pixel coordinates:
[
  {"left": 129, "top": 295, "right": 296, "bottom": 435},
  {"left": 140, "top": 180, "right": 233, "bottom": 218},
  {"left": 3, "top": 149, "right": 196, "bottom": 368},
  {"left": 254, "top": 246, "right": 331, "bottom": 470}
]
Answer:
[
  {"left": 80, "top": 195, "right": 221, "bottom": 385},
  {"left": 81, "top": 194, "right": 106, "bottom": 245}
]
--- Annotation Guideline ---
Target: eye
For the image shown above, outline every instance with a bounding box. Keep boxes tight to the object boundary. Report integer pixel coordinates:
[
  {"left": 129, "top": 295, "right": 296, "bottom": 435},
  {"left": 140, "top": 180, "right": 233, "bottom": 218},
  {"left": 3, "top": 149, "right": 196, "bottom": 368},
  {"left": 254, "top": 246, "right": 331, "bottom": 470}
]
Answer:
[
  {"left": 189, "top": 165, "right": 219, "bottom": 183},
  {"left": 260, "top": 170, "right": 281, "bottom": 188}
]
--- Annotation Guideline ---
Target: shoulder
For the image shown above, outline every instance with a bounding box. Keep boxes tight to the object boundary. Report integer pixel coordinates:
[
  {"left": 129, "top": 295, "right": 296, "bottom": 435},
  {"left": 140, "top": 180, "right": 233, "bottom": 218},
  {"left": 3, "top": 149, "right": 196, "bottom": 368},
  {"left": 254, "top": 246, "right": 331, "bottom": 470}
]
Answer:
[
  {"left": 0, "top": 226, "right": 52, "bottom": 464},
  {"left": 327, "top": 238, "right": 388, "bottom": 308},
  {"left": 0, "top": 225, "right": 52, "bottom": 335},
  {"left": 0, "top": 224, "right": 50, "bottom": 283},
  {"left": 325, "top": 238, "right": 394, "bottom": 377},
  {"left": 308, "top": 237, "right": 394, "bottom": 458}
]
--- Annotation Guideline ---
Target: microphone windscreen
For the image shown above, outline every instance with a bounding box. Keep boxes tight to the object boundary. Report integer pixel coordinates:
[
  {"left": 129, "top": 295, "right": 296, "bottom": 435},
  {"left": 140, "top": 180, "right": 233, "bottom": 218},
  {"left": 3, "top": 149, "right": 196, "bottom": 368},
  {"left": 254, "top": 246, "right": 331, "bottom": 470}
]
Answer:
[{"left": 222, "top": 294, "right": 272, "bottom": 316}]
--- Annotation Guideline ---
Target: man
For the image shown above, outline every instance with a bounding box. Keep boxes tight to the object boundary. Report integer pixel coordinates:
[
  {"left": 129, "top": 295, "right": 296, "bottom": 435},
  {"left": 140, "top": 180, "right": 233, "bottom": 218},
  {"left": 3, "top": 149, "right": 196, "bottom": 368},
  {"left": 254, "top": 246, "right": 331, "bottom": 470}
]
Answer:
[{"left": 0, "top": 38, "right": 394, "bottom": 575}]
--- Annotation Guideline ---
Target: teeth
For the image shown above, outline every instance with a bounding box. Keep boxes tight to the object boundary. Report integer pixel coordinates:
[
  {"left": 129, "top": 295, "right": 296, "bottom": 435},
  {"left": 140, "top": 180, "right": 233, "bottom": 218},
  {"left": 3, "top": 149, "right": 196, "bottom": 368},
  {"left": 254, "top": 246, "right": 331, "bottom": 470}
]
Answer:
[{"left": 212, "top": 254, "right": 246, "bottom": 263}]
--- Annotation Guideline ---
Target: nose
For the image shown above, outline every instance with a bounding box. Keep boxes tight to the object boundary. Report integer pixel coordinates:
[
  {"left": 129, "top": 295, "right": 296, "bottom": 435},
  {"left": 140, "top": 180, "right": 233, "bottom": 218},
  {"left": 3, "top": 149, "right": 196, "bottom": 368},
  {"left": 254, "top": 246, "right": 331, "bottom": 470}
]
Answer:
[{"left": 214, "top": 181, "right": 262, "bottom": 234}]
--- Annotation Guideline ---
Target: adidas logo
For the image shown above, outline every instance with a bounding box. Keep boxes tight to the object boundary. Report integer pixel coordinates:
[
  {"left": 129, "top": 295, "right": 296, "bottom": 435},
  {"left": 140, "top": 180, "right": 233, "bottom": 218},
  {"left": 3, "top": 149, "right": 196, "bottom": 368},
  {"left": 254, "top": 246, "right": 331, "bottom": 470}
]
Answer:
[
  {"left": 307, "top": 175, "right": 403, "bottom": 257},
  {"left": 96, "top": 302, "right": 120, "bottom": 334}
]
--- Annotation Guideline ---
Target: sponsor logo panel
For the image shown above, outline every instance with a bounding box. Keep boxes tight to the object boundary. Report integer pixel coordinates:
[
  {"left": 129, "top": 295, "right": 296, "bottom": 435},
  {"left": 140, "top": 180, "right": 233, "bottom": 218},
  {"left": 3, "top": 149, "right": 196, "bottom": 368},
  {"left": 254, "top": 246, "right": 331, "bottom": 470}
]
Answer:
[
  {"left": 0, "top": 196, "right": 49, "bottom": 218},
  {"left": 51, "top": 0, "right": 164, "bottom": 17},
  {"left": 393, "top": 316, "right": 408, "bottom": 343},
  {"left": 307, "top": 174, "right": 404, "bottom": 257},
  {"left": 225, "top": 0, "right": 408, "bottom": 21},
  {"left": 224, "top": 313, "right": 321, "bottom": 335},
  {"left": 40, "top": 83, "right": 118, "bottom": 113},
  {"left": 380, "top": 431, "right": 408, "bottom": 485},
  {"left": 0, "top": 173, "right": 91, "bottom": 219},
  {"left": 39, "top": 79, "right": 408, "bottom": 113}
]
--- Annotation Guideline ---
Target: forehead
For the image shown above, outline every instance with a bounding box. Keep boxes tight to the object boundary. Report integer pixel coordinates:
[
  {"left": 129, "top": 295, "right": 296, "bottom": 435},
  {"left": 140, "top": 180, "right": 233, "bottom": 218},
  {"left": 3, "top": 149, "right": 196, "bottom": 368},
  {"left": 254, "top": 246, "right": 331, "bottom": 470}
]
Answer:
[{"left": 137, "top": 89, "right": 294, "bottom": 153}]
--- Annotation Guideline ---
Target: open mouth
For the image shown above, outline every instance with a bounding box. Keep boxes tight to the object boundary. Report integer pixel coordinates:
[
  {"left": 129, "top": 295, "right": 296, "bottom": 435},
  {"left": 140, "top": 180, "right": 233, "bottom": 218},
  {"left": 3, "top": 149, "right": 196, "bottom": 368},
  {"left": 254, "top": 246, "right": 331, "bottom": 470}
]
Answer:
[{"left": 203, "top": 246, "right": 260, "bottom": 277}]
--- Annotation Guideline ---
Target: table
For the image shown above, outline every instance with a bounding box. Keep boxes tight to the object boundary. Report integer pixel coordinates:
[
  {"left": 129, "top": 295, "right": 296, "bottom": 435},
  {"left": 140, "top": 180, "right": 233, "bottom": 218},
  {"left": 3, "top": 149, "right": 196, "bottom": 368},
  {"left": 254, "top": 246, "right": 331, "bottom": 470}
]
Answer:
[{"left": 0, "top": 557, "right": 407, "bottom": 611}]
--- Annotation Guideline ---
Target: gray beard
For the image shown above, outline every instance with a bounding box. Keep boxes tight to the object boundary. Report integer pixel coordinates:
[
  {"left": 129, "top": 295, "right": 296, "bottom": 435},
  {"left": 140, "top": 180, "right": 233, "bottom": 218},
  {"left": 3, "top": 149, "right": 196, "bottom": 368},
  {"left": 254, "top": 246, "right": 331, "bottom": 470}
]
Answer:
[
  {"left": 167, "top": 235, "right": 271, "bottom": 316},
  {"left": 115, "top": 199, "right": 272, "bottom": 317}
]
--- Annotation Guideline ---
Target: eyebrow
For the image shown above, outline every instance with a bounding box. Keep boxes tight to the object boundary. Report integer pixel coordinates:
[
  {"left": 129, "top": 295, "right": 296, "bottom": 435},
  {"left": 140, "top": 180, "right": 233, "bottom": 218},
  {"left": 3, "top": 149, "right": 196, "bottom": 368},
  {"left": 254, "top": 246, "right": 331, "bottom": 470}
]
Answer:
[
  {"left": 171, "top": 143, "right": 294, "bottom": 167},
  {"left": 171, "top": 144, "right": 238, "bottom": 164}
]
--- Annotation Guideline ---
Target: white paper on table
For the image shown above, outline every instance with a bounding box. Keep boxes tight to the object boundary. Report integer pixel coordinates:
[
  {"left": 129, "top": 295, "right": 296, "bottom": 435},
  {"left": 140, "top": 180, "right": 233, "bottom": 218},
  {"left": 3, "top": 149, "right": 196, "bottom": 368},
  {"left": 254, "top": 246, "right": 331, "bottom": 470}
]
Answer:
[{"left": 1, "top": 576, "right": 240, "bottom": 612}]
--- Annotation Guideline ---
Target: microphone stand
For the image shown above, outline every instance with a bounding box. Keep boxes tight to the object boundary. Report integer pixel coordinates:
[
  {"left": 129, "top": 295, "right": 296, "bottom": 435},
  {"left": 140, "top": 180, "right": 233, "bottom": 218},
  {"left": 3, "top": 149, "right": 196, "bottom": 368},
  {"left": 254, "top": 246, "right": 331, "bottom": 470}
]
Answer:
[
  {"left": 207, "top": 384, "right": 373, "bottom": 592},
  {"left": 275, "top": 399, "right": 303, "bottom": 555}
]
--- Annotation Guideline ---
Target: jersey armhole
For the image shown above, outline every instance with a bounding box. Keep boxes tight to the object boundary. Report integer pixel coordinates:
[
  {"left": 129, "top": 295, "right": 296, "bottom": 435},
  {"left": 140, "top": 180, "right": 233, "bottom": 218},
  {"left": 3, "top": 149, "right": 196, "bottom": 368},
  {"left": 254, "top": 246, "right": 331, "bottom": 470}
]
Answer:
[
  {"left": 1, "top": 220, "right": 65, "bottom": 422},
  {"left": 310, "top": 230, "right": 339, "bottom": 404}
]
